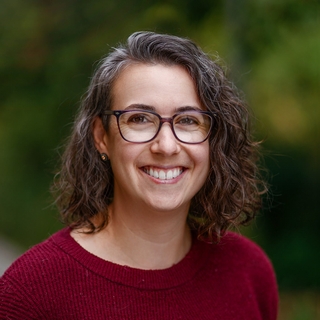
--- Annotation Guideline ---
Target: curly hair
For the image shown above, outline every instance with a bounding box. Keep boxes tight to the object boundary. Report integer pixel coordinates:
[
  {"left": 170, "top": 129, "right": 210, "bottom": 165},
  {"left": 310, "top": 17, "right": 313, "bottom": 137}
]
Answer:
[{"left": 52, "top": 31, "right": 267, "bottom": 241}]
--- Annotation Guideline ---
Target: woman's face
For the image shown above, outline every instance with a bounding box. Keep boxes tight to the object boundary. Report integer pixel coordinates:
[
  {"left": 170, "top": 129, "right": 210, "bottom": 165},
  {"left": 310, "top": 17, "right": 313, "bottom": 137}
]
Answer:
[{"left": 95, "top": 63, "right": 210, "bottom": 213}]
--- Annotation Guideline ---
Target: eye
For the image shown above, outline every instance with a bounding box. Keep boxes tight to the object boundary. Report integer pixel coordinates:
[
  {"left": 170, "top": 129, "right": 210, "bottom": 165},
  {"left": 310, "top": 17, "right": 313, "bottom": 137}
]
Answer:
[
  {"left": 127, "top": 113, "right": 152, "bottom": 124},
  {"left": 176, "top": 115, "right": 200, "bottom": 126}
]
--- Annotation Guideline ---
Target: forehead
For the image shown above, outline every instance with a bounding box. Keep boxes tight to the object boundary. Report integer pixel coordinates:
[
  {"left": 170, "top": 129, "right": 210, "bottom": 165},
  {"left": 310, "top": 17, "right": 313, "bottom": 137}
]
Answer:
[{"left": 110, "top": 63, "right": 202, "bottom": 113}]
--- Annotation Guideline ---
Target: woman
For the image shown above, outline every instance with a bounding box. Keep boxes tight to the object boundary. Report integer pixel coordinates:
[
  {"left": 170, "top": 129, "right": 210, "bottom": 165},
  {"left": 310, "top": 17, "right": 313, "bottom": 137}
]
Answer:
[{"left": 0, "top": 31, "right": 278, "bottom": 319}]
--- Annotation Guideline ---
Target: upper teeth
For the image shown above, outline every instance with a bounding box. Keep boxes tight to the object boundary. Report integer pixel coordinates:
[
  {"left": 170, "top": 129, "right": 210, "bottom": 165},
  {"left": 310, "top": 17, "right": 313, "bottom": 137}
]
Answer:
[{"left": 145, "top": 167, "right": 183, "bottom": 180}]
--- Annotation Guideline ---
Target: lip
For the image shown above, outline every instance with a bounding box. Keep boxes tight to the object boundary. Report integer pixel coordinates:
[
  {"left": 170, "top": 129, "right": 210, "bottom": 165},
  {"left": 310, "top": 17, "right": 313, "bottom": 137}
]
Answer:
[{"left": 140, "top": 166, "right": 186, "bottom": 184}]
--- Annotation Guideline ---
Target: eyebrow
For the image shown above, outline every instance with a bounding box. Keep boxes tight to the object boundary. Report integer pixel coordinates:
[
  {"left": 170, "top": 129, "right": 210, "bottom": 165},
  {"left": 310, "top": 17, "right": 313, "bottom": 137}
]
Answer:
[
  {"left": 176, "top": 106, "right": 203, "bottom": 112},
  {"left": 125, "top": 104, "right": 156, "bottom": 111},
  {"left": 125, "top": 104, "right": 203, "bottom": 113}
]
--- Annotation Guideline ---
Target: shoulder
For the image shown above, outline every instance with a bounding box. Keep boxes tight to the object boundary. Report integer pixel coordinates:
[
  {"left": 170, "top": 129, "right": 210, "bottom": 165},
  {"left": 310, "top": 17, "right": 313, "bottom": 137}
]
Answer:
[
  {"left": 200, "top": 231, "right": 278, "bottom": 293},
  {"left": 196, "top": 232, "right": 278, "bottom": 319},
  {"left": 0, "top": 228, "right": 81, "bottom": 299},
  {"left": 0, "top": 228, "right": 73, "bottom": 318},
  {"left": 207, "top": 232, "right": 276, "bottom": 277},
  {"left": 207, "top": 232, "right": 278, "bottom": 316},
  {"left": 1, "top": 228, "right": 71, "bottom": 281},
  {"left": 196, "top": 231, "right": 277, "bottom": 285},
  {"left": 218, "top": 232, "right": 271, "bottom": 260}
]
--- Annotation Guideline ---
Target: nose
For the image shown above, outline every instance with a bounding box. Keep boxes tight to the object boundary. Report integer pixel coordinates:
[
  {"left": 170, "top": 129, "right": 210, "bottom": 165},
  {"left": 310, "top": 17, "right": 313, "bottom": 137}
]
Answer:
[{"left": 150, "top": 122, "right": 181, "bottom": 155}]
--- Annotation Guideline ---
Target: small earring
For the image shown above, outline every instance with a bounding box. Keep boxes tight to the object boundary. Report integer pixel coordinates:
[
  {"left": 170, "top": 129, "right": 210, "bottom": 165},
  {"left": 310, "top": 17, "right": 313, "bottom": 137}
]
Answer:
[{"left": 100, "top": 153, "right": 108, "bottom": 162}]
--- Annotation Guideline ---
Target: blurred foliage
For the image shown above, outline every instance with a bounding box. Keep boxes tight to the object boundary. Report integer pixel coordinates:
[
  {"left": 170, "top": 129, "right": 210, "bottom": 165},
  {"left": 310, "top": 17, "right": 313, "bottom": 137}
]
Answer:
[
  {"left": 0, "top": 0, "right": 319, "bottom": 294},
  {"left": 279, "top": 291, "right": 320, "bottom": 320}
]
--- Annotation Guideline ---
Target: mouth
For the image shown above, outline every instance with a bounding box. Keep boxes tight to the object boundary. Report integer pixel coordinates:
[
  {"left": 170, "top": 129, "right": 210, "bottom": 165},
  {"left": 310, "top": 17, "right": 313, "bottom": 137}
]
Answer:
[{"left": 142, "top": 166, "right": 184, "bottom": 181}]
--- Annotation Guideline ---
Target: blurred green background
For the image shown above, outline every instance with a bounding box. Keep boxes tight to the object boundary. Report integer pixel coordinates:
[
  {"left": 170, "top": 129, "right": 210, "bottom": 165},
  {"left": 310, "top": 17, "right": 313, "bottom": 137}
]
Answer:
[{"left": 0, "top": 0, "right": 319, "bottom": 318}]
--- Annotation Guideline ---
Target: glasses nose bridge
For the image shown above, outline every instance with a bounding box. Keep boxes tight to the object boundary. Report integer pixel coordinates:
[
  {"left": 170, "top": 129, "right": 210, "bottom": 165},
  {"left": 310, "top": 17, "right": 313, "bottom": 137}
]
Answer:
[{"left": 158, "top": 116, "right": 175, "bottom": 134}]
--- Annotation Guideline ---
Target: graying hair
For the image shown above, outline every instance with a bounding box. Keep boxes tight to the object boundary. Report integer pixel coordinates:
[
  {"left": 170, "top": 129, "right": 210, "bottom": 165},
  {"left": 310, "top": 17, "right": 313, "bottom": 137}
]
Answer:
[{"left": 52, "top": 31, "right": 267, "bottom": 241}]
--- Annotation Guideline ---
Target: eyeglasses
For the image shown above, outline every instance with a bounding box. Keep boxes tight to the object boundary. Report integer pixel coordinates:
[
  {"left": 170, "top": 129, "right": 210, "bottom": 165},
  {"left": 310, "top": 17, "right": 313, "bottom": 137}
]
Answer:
[{"left": 103, "top": 109, "right": 214, "bottom": 144}]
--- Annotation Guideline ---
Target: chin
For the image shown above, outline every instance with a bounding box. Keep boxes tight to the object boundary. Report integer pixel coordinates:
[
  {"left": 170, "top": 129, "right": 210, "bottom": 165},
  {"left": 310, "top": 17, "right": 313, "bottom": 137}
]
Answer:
[{"left": 145, "top": 198, "right": 188, "bottom": 213}]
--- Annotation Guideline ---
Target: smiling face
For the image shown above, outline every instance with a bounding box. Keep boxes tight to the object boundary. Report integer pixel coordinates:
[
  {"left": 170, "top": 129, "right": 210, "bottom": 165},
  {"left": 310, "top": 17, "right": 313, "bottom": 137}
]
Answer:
[{"left": 94, "top": 63, "right": 210, "bottom": 214}]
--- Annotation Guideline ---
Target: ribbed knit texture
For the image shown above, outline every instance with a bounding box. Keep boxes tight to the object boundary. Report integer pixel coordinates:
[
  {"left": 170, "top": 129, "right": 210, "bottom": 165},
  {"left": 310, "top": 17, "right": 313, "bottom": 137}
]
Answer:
[{"left": 0, "top": 228, "right": 278, "bottom": 319}]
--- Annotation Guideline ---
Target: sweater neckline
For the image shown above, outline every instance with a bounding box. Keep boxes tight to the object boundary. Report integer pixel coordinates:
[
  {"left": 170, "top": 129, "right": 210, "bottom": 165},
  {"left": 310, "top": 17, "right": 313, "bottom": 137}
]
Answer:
[{"left": 52, "top": 228, "right": 210, "bottom": 290}]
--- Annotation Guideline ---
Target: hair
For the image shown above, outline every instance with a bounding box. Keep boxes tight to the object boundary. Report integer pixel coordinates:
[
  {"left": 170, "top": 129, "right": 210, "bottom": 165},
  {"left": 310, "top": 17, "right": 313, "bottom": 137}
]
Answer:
[{"left": 52, "top": 31, "right": 267, "bottom": 241}]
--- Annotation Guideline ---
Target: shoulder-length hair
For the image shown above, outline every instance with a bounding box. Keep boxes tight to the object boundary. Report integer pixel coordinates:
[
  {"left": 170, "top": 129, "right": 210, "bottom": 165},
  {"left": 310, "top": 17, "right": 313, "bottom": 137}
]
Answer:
[{"left": 52, "top": 31, "right": 267, "bottom": 241}]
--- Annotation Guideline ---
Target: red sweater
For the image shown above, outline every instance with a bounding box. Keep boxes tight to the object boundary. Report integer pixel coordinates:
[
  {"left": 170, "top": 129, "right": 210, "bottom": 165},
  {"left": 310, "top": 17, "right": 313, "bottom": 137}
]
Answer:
[{"left": 0, "top": 228, "right": 278, "bottom": 319}]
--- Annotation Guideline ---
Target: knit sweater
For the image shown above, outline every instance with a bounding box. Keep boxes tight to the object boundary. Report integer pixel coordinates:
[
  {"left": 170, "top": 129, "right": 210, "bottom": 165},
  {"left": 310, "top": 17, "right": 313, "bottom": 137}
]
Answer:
[{"left": 0, "top": 228, "right": 278, "bottom": 319}]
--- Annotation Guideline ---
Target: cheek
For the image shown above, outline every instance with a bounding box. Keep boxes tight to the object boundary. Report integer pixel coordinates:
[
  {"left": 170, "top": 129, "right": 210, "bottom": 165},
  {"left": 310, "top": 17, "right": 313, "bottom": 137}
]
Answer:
[
  {"left": 198, "top": 146, "right": 211, "bottom": 186},
  {"left": 189, "top": 144, "right": 210, "bottom": 190},
  {"left": 104, "top": 122, "right": 122, "bottom": 156},
  {"left": 196, "top": 144, "right": 210, "bottom": 170},
  {"left": 108, "top": 142, "right": 142, "bottom": 177}
]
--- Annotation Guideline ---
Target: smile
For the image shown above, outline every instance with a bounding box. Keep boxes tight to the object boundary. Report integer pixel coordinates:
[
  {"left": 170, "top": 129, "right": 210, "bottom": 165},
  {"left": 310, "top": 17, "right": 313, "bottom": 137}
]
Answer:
[{"left": 143, "top": 167, "right": 184, "bottom": 180}]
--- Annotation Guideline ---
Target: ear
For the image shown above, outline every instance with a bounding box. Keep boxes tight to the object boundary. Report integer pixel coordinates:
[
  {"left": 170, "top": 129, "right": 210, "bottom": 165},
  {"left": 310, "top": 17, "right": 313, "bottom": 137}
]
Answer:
[{"left": 92, "top": 117, "right": 109, "bottom": 155}]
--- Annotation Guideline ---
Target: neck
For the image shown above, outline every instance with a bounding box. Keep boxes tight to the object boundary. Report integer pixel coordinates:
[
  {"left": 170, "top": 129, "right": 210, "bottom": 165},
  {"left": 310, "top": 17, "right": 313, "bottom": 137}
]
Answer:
[{"left": 72, "top": 201, "right": 192, "bottom": 270}]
